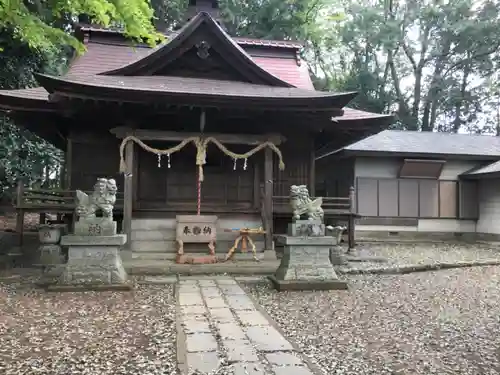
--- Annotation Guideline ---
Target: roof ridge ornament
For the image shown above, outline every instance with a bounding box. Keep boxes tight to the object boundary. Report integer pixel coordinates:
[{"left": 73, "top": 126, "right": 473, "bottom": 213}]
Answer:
[{"left": 185, "top": 0, "right": 223, "bottom": 28}]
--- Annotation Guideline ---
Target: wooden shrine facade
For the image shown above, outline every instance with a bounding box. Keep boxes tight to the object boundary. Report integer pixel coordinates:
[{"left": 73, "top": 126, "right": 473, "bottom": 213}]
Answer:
[
  {"left": 0, "top": 6, "right": 392, "bottom": 249},
  {"left": 62, "top": 108, "right": 321, "bottom": 249}
]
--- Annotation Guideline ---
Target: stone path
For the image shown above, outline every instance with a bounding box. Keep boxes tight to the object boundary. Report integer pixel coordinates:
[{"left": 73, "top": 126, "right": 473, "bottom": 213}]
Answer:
[{"left": 177, "top": 278, "right": 315, "bottom": 375}]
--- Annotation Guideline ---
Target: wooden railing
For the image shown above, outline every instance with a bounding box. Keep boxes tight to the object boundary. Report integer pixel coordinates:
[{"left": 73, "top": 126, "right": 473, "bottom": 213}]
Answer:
[
  {"left": 14, "top": 183, "right": 124, "bottom": 212},
  {"left": 271, "top": 195, "right": 353, "bottom": 214},
  {"left": 13, "top": 181, "right": 124, "bottom": 243},
  {"left": 271, "top": 186, "right": 355, "bottom": 215},
  {"left": 270, "top": 186, "right": 357, "bottom": 249}
]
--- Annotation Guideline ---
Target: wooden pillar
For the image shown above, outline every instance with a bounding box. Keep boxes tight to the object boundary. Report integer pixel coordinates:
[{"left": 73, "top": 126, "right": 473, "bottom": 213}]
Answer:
[
  {"left": 309, "top": 144, "right": 316, "bottom": 197},
  {"left": 15, "top": 180, "right": 24, "bottom": 245},
  {"left": 253, "top": 162, "right": 260, "bottom": 210},
  {"left": 264, "top": 148, "right": 273, "bottom": 250},
  {"left": 347, "top": 185, "right": 356, "bottom": 251},
  {"left": 64, "top": 137, "right": 72, "bottom": 189},
  {"left": 123, "top": 140, "right": 134, "bottom": 248}
]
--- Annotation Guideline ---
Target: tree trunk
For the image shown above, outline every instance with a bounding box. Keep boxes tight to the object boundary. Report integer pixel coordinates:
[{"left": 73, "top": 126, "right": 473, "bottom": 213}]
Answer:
[
  {"left": 421, "top": 40, "right": 451, "bottom": 132},
  {"left": 452, "top": 66, "right": 470, "bottom": 133}
]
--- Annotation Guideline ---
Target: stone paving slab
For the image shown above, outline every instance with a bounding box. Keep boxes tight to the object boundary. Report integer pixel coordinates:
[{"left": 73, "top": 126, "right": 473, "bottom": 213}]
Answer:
[
  {"left": 179, "top": 292, "right": 204, "bottom": 306},
  {"left": 266, "top": 352, "right": 304, "bottom": 366},
  {"left": 180, "top": 305, "right": 206, "bottom": 316},
  {"left": 209, "top": 307, "right": 235, "bottom": 323},
  {"left": 185, "top": 352, "right": 220, "bottom": 374},
  {"left": 237, "top": 310, "right": 271, "bottom": 326},
  {"left": 215, "top": 322, "right": 247, "bottom": 340},
  {"left": 141, "top": 275, "right": 178, "bottom": 284},
  {"left": 201, "top": 287, "right": 222, "bottom": 297},
  {"left": 231, "top": 363, "right": 266, "bottom": 375},
  {"left": 224, "top": 339, "right": 260, "bottom": 362},
  {"left": 182, "top": 318, "right": 211, "bottom": 334},
  {"left": 177, "top": 277, "right": 316, "bottom": 375},
  {"left": 244, "top": 326, "right": 295, "bottom": 352},
  {"left": 273, "top": 366, "right": 314, "bottom": 375},
  {"left": 185, "top": 333, "right": 218, "bottom": 352},
  {"left": 205, "top": 296, "right": 227, "bottom": 308}
]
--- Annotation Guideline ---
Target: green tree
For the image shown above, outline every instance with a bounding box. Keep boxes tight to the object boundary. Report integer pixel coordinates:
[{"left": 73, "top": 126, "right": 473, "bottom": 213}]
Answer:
[
  {"left": 0, "top": 0, "right": 164, "bottom": 52},
  {"left": 221, "top": 0, "right": 327, "bottom": 40},
  {"left": 311, "top": 0, "right": 500, "bottom": 132}
]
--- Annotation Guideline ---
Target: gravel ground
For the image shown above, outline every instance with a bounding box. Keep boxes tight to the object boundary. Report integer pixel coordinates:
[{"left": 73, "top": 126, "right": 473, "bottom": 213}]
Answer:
[
  {"left": 245, "top": 267, "right": 500, "bottom": 375},
  {"left": 344, "top": 242, "right": 500, "bottom": 271},
  {"left": 0, "top": 281, "right": 178, "bottom": 375}
]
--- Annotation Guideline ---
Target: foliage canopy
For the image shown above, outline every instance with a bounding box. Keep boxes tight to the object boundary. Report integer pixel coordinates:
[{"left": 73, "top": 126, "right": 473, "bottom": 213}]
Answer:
[{"left": 0, "top": 0, "right": 164, "bottom": 52}]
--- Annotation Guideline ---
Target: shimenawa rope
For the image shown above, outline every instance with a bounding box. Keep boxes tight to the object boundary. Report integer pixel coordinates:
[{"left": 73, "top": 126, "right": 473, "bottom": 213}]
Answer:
[{"left": 119, "top": 135, "right": 285, "bottom": 181}]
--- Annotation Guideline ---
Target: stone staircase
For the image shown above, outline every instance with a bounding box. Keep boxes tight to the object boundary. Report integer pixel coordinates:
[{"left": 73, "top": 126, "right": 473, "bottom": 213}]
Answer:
[
  {"left": 131, "top": 218, "right": 177, "bottom": 260},
  {"left": 130, "top": 216, "right": 266, "bottom": 260}
]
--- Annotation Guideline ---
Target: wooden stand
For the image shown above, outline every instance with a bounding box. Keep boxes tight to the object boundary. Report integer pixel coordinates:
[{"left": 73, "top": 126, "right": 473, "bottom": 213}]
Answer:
[
  {"left": 224, "top": 227, "right": 266, "bottom": 261},
  {"left": 175, "top": 215, "right": 218, "bottom": 264}
]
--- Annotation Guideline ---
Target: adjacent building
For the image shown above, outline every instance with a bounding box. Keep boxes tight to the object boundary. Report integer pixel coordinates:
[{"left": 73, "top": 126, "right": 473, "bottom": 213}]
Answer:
[{"left": 317, "top": 130, "right": 500, "bottom": 238}]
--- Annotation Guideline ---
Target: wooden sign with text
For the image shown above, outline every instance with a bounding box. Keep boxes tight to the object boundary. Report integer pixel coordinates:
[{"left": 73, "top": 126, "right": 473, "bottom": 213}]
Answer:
[{"left": 176, "top": 215, "right": 218, "bottom": 243}]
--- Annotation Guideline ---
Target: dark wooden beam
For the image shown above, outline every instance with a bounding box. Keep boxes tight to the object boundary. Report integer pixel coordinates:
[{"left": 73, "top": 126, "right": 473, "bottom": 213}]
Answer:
[
  {"left": 264, "top": 148, "right": 273, "bottom": 250},
  {"left": 309, "top": 138, "right": 316, "bottom": 197},
  {"left": 109, "top": 127, "right": 286, "bottom": 145},
  {"left": 123, "top": 140, "right": 134, "bottom": 249},
  {"left": 64, "top": 138, "right": 73, "bottom": 189}
]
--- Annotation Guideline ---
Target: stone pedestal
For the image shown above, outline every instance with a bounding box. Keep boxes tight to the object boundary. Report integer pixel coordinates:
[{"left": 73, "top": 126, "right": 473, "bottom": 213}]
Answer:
[
  {"left": 287, "top": 220, "right": 325, "bottom": 237},
  {"left": 59, "top": 234, "right": 128, "bottom": 285},
  {"left": 39, "top": 244, "right": 65, "bottom": 266},
  {"left": 330, "top": 246, "right": 348, "bottom": 266},
  {"left": 74, "top": 218, "right": 117, "bottom": 236},
  {"left": 269, "top": 235, "right": 348, "bottom": 291}
]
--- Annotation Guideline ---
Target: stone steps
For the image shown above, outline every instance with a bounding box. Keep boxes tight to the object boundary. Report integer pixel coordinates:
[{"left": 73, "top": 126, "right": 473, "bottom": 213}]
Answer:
[
  {"left": 131, "top": 218, "right": 176, "bottom": 231},
  {"left": 131, "top": 252, "right": 177, "bottom": 260},
  {"left": 124, "top": 259, "right": 279, "bottom": 275},
  {"left": 131, "top": 239, "right": 176, "bottom": 252},
  {"left": 131, "top": 251, "right": 270, "bottom": 261},
  {"left": 131, "top": 229, "right": 176, "bottom": 241},
  {"left": 130, "top": 216, "right": 266, "bottom": 254}
]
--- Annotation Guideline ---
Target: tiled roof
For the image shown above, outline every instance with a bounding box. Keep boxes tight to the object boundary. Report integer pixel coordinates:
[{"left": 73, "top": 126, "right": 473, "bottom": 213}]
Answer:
[
  {"left": 339, "top": 129, "right": 500, "bottom": 158},
  {"left": 251, "top": 57, "right": 313, "bottom": 89},
  {"left": 462, "top": 160, "right": 500, "bottom": 176},
  {"left": 79, "top": 26, "right": 304, "bottom": 49},
  {"left": 333, "top": 108, "right": 392, "bottom": 121},
  {"left": 66, "top": 41, "right": 312, "bottom": 88},
  {"left": 39, "top": 74, "right": 356, "bottom": 100},
  {"left": 68, "top": 43, "right": 150, "bottom": 76},
  {"left": 100, "top": 12, "right": 293, "bottom": 87},
  {"left": 233, "top": 37, "right": 302, "bottom": 49},
  {"left": 0, "top": 87, "right": 47, "bottom": 99},
  {"left": 0, "top": 14, "right": 389, "bottom": 122}
]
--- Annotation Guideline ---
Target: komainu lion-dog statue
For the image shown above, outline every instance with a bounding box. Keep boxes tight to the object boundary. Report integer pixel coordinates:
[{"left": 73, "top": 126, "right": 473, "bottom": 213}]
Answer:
[
  {"left": 75, "top": 178, "right": 117, "bottom": 219},
  {"left": 289, "top": 185, "right": 324, "bottom": 222}
]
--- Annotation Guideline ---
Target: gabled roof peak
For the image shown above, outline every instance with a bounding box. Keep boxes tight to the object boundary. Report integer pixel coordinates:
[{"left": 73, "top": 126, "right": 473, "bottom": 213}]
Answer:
[{"left": 100, "top": 11, "right": 295, "bottom": 87}]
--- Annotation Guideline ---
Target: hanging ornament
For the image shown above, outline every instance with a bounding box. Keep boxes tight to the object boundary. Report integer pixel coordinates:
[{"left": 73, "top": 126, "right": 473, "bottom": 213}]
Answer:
[
  {"left": 167, "top": 153, "right": 171, "bottom": 168},
  {"left": 233, "top": 158, "right": 237, "bottom": 170},
  {"left": 243, "top": 158, "right": 248, "bottom": 171},
  {"left": 157, "top": 153, "right": 162, "bottom": 168}
]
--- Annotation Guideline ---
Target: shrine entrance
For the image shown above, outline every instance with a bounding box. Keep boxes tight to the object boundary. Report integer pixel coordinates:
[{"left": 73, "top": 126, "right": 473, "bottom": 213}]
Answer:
[
  {"left": 135, "top": 140, "right": 257, "bottom": 212},
  {"left": 111, "top": 127, "right": 285, "bottom": 252}
]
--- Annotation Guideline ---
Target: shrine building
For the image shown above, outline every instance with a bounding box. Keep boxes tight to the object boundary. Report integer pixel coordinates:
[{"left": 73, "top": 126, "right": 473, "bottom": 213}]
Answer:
[{"left": 0, "top": 0, "right": 392, "bottom": 259}]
